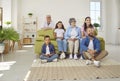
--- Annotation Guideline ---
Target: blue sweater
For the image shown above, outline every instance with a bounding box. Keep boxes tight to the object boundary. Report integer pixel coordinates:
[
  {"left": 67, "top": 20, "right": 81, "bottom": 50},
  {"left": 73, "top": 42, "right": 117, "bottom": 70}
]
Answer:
[
  {"left": 64, "top": 26, "right": 81, "bottom": 40},
  {"left": 41, "top": 43, "right": 55, "bottom": 55},
  {"left": 81, "top": 36, "right": 101, "bottom": 54}
]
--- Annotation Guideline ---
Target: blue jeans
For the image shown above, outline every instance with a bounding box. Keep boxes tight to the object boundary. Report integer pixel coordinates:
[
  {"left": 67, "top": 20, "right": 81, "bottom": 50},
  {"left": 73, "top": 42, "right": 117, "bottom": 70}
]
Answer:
[
  {"left": 56, "top": 39, "right": 67, "bottom": 52},
  {"left": 40, "top": 54, "right": 58, "bottom": 62}
]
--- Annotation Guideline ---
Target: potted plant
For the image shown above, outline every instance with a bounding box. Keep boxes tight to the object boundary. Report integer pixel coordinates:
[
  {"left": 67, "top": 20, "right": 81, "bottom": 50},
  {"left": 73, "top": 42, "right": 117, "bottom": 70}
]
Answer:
[
  {"left": 4, "top": 21, "right": 11, "bottom": 27},
  {"left": 0, "top": 27, "right": 19, "bottom": 53},
  {"left": 93, "top": 23, "right": 101, "bottom": 36},
  {"left": 93, "top": 23, "right": 100, "bottom": 29},
  {"left": 0, "top": 29, "right": 5, "bottom": 53},
  {"left": 28, "top": 13, "right": 33, "bottom": 17}
]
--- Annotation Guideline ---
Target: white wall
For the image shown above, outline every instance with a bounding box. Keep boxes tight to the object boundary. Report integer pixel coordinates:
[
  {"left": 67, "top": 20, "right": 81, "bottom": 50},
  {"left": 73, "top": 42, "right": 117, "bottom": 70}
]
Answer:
[
  {"left": 0, "top": 0, "right": 11, "bottom": 26},
  {"left": 1, "top": 0, "right": 120, "bottom": 44},
  {"left": 20, "top": 0, "right": 90, "bottom": 29},
  {"left": 0, "top": 0, "right": 2, "bottom": 6},
  {"left": 104, "top": 0, "right": 120, "bottom": 44}
]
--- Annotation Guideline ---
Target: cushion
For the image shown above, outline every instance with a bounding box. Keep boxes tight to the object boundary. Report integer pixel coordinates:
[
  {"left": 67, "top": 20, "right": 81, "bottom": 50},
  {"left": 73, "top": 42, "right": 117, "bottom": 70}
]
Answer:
[
  {"left": 37, "top": 29, "right": 55, "bottom": 40},
  {"left": 36, "top": 36, "right": 44, "bottom": 41},
  {"left": 97, "top": 37, "right": 105, "bottom": 50}
]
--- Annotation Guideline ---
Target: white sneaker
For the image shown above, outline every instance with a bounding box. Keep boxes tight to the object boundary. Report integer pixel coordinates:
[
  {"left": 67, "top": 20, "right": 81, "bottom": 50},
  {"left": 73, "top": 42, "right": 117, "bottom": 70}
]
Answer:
[
  {"left": 80, "top": 56, "right": 84, "bottom": 60},
  {"left": 41, "top": 60, "right": 47, "bottom": 63},
  {"left": 74, "top": 54, "right": 78, "bottom": 60},
  {"left": 53, "top": 58, "right": 58, "bottom": 62},
  {"left": 94, "top": 60, "right": 100, "bottom": 67},
  {"left": 60, "top": 52, "right": 65, "bottom": 59},
  {"left": 86, "top": 60, "right": 92, "bottom": 65},
  {"left": 69, "top": 54, "right": 73, "bottom": 59}
]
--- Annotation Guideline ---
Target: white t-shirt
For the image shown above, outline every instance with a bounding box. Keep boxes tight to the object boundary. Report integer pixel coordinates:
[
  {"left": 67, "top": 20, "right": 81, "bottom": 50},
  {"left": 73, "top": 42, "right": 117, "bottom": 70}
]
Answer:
[
  {"left": 71, "top": 28, "right": 77, "bottom": 38},
  {"left": 46, "top": 45, "right": 50, "bottom": 54},
  {"left": 54, "top": 29, "right": 65, "bottom": 37},
  {"left": 43, "top": 21, "right": 55, "bottom": 28},
  {"left": 88, "top": 40, "right": 94, "bottom": 50}
]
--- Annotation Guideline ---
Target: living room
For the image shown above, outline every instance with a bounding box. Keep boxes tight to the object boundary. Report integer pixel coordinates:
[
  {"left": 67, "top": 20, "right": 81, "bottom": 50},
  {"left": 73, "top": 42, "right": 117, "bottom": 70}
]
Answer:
[{"left": 0, "top": 0, "right": 120, "bottom": 81}]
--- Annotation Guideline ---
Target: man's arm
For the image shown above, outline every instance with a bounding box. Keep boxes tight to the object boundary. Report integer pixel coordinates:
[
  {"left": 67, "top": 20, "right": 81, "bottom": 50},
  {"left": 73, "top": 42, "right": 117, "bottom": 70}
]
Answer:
[
  {"left": 95, "top": 39, "right": 101, "bottom": 53},
  {"left": 81, "top": 38, "right": 88, "bottom": 51}
]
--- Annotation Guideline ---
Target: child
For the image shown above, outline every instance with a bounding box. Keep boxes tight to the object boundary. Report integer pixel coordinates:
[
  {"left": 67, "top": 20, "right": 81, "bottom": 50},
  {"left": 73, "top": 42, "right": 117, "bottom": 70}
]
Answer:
[
  {"left": 40, "top": 35, "right": 58, "bottom": 63},
  {"left": 54, "top": 21, "right": 67, "bottom": 59}
]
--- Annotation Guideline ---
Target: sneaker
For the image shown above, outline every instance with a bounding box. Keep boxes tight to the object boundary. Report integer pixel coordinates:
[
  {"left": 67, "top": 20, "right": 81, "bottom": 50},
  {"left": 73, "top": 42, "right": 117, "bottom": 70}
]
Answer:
[
  {"left": 53, "top": 58, "right": 58, "bottom": 62},
  {"left": 74, "top": 54, "right": 78, "bottom": 60},
  {"left": 69, "top": 54, "right": 73, "bottom": 59},
  {"left": 60, "top": 52, "right": 66, "bottom": 59},
  {"left": 41, "top": 60, "right": 47, "bottom": 63},
  {"left": 94, "top": 60, "right": 100, "bottom": 67},
  {"left": 80, "top": 56, "right": 84, "bottom": 60},
  {"left": 86, "top": 60, "right": 92, "bottom": 65}
]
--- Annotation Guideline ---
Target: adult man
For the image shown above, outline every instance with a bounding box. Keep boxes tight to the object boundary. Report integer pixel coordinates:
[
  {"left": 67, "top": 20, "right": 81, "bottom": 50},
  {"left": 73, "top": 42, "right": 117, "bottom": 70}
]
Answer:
[
  {"left": 81, "top": 27, "right": 108, "bottom": 67},
  {"left": 42, "top": 15, "right": 55, "bottom": 29}
]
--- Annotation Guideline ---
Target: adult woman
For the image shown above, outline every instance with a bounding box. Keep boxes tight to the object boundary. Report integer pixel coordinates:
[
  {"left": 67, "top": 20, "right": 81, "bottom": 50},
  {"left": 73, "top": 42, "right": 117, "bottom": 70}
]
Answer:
[
  {"left": 81, "top": 17, "right": 94, "bottom": 37},
  {"left": 65, "top": 18, "right": 81, "bottom": 60}
]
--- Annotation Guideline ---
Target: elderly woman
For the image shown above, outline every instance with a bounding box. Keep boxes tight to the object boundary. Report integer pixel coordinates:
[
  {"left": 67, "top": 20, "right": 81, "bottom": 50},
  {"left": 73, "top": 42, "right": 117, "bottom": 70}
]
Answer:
[{"left": 65, "top": 18, "right": 81, "bottom": 60}]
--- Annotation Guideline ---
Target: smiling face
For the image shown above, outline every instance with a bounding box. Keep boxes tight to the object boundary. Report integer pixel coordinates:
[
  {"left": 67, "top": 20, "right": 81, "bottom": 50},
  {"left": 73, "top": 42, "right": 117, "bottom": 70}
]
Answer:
[
  {"left": 71, "top": 20, "right": 76, "bottom": 27},
  {"left": 85, "top": 17, "right": 91, "bottom": 26},
  {"left": 44, "top": 36, "right": 50, "bottom": 45},
  {"left": 87, "top": 27, "right": 94, "bottom": 37},
  {"left": 46, "top": 15, "right": 51, "bottom": 23},
  {"left": 57, "top": 22, "right": 63, "bottom": 29}
]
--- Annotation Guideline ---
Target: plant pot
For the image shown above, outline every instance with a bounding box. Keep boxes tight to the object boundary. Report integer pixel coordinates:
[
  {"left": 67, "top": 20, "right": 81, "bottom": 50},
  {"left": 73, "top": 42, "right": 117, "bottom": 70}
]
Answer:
[{"left": 0, "top": 43, "right": 5, "bottom": 53}]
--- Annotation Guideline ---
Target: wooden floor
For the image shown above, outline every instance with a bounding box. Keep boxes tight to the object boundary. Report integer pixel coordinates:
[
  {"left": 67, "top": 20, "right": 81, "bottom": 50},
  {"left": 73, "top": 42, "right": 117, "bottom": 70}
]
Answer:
[{"left": 24, "top": 59, "right": 120, "bottom": 81}]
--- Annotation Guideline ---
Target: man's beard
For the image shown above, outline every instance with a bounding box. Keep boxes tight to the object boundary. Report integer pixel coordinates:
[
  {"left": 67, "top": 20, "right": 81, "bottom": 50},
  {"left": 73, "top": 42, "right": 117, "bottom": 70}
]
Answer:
[{"left": 88, "top": 34, "right": 94, "bottom": 38}]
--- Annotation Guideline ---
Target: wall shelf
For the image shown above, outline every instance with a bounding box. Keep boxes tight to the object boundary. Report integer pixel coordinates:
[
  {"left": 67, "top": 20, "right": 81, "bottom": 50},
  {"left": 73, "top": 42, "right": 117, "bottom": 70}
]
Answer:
[{"left": 22, "top": 17, "right": 38, "bottom": 45}]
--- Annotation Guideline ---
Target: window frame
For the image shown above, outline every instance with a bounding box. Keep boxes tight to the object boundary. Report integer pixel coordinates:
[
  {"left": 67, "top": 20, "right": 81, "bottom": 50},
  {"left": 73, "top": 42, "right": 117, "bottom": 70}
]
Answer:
[{"left": 90, "top": 0, "right": 102, "bottom": 30}]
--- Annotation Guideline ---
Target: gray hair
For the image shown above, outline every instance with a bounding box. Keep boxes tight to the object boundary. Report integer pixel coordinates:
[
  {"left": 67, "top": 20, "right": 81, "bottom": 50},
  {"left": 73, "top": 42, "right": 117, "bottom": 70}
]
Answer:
[
  {"left": 69, "top": 18, "right": 76, "bottom": 24},
  {"left": 46, "top": 15, "right": 51, "bottom": 18}
]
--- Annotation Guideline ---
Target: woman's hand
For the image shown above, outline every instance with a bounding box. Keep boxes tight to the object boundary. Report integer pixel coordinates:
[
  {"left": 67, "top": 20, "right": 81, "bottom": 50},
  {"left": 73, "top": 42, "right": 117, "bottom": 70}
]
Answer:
[
  {"left": 57, "top": 37, "right": 64, "bottom": 40},
  {"left": 69, "top": 38, "right": 77, "bottom": 42}
]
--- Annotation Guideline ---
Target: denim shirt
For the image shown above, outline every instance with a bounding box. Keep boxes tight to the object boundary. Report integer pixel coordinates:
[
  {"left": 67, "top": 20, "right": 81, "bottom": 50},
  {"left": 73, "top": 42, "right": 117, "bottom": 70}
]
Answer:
[
  {"left": 41, "top": 43, "right": 55, "bottom": 55},
  {"left": 80, "top": 36, "right": 101, "bottom": 54},
  {"left": 64, "top": 26, "right": 81, "bottom": 40}
]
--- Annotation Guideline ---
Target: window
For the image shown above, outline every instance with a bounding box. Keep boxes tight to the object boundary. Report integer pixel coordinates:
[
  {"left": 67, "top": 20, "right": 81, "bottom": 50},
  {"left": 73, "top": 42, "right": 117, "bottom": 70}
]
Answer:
[{"left": 90, "top": 0, "right": 101, "bottom": 25}]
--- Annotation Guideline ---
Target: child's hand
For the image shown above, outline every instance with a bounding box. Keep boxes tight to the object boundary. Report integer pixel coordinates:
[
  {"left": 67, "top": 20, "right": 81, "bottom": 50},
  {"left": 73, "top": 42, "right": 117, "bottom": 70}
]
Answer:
[
  {"left": 49, "top": 54, "right": 53, "bottom": 57},
  {"left": 45, "top": 54, "right": 50, "bottom": 57}
]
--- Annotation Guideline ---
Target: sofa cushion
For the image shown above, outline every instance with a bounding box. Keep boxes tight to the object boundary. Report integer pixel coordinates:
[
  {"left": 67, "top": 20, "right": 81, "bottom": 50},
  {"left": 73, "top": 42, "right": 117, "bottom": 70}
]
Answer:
[
  {"left": 37, "top": 29, "right": 55, "bottom": 40},
  {"left": 36, "top": 36, "right": 44, "bottom": 41},
  {"left": 97, "top": 37, "right": 105, "bottom": 50}
]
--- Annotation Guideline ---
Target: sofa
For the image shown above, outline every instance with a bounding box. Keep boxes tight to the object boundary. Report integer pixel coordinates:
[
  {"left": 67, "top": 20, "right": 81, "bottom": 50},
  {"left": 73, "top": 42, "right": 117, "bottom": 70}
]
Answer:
[
  {"left": 34, "top": 29, "right": 105, "bottom": 55},
  {"left": 34, "top": 29, "right": 58, "bottom": 55}
]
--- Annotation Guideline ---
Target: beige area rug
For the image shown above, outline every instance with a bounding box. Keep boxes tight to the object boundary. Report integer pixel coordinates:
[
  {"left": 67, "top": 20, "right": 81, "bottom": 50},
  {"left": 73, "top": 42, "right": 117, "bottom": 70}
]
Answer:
[{"left": 24, "top": 59, "right": 120, "bottom": 81}]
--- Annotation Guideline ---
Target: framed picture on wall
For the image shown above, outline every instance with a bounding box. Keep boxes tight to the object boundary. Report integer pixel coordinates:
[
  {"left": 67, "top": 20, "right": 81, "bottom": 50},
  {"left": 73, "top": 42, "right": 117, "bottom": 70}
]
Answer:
[{"left": 0, "top": 7, "right": 3, "bottom": 29}]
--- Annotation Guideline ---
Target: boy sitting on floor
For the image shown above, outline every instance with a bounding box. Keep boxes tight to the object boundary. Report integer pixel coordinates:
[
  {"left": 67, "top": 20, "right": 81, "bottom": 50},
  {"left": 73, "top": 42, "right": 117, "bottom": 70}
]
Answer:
[{"left": 40, "top": 35, "right": 58, "bottom": 63}]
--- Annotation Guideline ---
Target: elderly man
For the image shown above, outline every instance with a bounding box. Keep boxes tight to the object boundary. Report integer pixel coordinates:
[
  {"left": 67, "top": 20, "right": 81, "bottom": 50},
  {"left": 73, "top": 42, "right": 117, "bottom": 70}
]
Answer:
[
  {"left": 81, "top": 27, "right": 108, "bottom": 67},
  {"left": 42, "top": 15, "right": 55, "bottom": 29}
]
